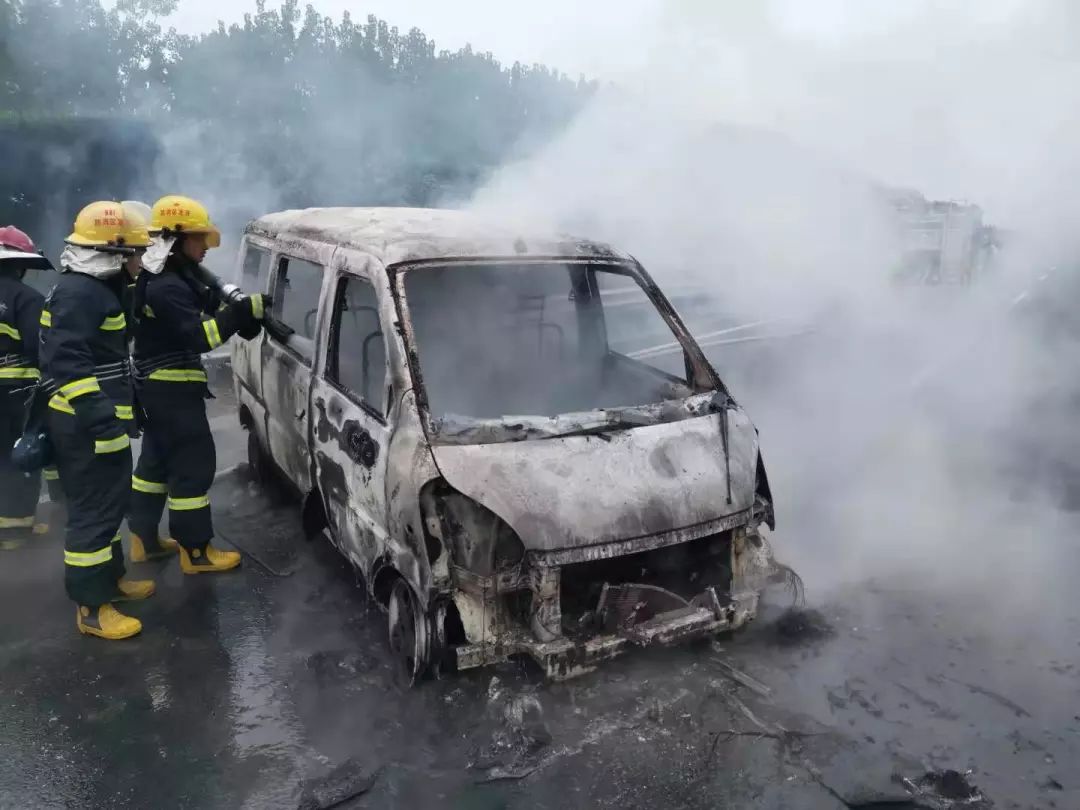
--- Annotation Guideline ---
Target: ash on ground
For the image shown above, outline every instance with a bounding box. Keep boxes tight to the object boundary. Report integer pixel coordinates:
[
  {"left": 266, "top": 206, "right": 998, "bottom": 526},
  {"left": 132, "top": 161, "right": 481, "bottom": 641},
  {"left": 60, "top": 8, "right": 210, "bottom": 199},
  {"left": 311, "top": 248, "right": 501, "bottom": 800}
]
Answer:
[{"left": 770, "top": 607, "right": 836, "bottom": 646}]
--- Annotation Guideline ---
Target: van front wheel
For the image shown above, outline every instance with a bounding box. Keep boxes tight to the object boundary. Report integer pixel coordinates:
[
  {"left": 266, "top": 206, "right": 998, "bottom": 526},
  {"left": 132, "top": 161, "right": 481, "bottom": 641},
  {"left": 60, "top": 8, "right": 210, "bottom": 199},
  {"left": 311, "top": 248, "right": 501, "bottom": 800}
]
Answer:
[{"left": 388, "top": 579, "right": 430, "bottom": 688}]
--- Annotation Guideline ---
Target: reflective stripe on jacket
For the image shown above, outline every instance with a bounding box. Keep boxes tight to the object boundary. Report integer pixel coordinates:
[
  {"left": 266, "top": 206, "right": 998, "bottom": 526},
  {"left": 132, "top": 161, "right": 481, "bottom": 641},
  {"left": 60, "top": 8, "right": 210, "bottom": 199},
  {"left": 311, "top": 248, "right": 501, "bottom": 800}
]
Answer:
[{"left": 0, "top": 274, "right": 44, "bottom": 388}]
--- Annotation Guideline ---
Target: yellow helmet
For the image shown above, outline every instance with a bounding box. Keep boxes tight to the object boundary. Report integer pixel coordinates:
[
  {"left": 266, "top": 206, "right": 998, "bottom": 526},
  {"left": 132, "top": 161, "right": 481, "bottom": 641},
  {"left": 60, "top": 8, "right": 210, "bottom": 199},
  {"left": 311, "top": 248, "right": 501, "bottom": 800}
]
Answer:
[
  {"left": 66, "top": 201, "right": 152, "bottom": 250},
  {"left": 151, "top": 195, "right": 221, "bottom": 248}
]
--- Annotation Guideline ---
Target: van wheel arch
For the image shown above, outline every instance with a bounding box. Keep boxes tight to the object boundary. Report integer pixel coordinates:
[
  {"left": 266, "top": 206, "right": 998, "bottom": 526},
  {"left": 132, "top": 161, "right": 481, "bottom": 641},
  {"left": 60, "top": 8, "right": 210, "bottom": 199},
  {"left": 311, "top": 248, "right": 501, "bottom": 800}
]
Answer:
[
  {"left": 301, "top": 487, "right": 329, "bottom": 540},
  {"left": 238, "top": 404, "right": 255, "bottom": 430},
  {"left": 371, "top": 561, "right": 400, "bottom": 609}
]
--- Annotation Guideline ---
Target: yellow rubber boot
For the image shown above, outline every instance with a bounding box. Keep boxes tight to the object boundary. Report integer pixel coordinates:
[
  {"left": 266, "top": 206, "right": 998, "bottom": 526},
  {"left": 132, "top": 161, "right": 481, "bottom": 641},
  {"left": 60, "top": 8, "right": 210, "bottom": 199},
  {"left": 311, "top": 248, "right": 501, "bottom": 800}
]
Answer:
[
  {"left": 179, "top": 544, "right": 241, "bottom": 574},
  {"left": 130, "top": 533, "right": 179, "bottom": 562},
  {"left": 114, "top": 577, "right": 156, "bottom": 601},
  {"left": 77, "top": 604, "right": 142, "bottom": 640}
]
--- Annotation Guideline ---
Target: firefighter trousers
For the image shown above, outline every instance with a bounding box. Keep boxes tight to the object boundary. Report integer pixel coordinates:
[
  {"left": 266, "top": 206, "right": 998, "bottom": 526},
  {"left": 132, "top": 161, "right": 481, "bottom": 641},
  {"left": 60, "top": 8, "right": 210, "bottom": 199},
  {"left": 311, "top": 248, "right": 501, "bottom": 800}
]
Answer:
[
  {"left": 129, "top": 389, "right": 216, "bottom": 552},
  {"left": 48, "top": 410, "right": 129, "bottom": 606},
  {"left": 43, "top": 465, "right": 63, "bottom": 503},
  {"left": 0, "top": 395, "right": 41, "bottom": 538}
]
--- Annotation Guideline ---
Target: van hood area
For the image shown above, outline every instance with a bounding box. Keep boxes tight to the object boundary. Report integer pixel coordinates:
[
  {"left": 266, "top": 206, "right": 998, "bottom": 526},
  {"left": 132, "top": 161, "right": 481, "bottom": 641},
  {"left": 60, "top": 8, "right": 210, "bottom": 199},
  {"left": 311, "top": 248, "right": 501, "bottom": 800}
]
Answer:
[{"left": 429, "top": 408, "right": 760, "bottom": 553}]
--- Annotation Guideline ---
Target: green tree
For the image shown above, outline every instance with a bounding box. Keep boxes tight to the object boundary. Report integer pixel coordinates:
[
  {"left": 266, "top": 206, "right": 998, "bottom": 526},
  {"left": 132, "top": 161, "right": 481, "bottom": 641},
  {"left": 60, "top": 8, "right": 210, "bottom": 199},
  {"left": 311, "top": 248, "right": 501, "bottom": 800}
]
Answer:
[{"left": 0, "top": 0, "right": 595, "bottom": 244}]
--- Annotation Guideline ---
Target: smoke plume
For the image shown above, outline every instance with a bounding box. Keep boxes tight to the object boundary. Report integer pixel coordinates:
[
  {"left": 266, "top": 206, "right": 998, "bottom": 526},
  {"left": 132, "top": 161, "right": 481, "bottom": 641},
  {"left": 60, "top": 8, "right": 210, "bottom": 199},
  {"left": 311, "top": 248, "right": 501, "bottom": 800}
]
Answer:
[{"left": 467, "top": 0, "right": 1080, "bottom": 603}]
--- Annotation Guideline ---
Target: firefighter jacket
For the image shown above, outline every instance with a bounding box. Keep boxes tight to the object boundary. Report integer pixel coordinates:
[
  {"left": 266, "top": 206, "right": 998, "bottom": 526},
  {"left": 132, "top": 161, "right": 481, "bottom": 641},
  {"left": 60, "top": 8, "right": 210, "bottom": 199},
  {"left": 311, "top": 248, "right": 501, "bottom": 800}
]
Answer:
[
  {"left": 0, "top": 274, "right": 44, "bottom": 391},
  {"left": 132, "top": 252, "right": 258, "bottom": 393},
  {"left": 38, "top": 271, "right": 134, "bottom": 454}
]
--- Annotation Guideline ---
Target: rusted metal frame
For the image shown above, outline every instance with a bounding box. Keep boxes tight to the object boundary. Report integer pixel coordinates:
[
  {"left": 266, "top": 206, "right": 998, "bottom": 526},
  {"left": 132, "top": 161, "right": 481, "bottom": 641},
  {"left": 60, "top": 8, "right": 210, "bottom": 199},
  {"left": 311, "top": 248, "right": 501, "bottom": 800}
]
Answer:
[
  {"left": 449, "top": 562, "right": 528, "bottom": 595},
  {"left": 322, "top": 262, "right": 392, "bottom": 425},
  {"left": 529, "top": 561, "right": 561, "bottom": 643},
  {"left": 530, "top": 508, "right": 751, "bottom": 567},
  {"left": 453, "top": 593, "right": 757, "bottom": 679},
  {"left": 388, "top": 255, "right": 735, "bottom": 443},
  {"left": 263, "top": 240, "right": 339, "bottom": 371},
  {"left": 239, "top": 233, "right": 278, "bottom": 271},
  {"left": 261, "top": 239, "right": 339, "bottom": 510},
  {"left": 626, "top": 258, "right": 729, "bottom": 398}
]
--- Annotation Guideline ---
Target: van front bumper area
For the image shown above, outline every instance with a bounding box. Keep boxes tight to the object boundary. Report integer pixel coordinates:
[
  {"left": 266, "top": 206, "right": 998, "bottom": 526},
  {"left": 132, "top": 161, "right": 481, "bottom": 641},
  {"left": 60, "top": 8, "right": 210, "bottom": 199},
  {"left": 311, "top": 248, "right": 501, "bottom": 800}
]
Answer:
[
  {"left": 452, "top": 586, "right": 759, "bottom": 680},
  {"left": 443, "top": 515, "right": 775, "bottom": 679}
]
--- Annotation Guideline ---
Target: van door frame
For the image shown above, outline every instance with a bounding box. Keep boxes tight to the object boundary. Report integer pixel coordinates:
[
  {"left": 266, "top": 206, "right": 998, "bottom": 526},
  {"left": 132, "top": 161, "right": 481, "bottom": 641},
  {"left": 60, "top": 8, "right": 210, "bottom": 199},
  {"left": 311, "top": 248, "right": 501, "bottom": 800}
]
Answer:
[
  {"left": 231, "top": 235, "right": 276, "bottom": 435},
  {"left": 261, "top": 240, "right": 337, "bottom": 495},
  {"left": 309, "top": 250, "right": 395, "bottom": 577}
]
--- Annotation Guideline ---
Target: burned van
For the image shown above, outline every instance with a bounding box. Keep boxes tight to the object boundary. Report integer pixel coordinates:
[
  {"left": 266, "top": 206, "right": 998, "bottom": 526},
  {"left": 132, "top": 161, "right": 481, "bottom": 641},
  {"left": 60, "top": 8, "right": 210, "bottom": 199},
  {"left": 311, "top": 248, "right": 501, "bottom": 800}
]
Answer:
[{"left": 231, "top": 207, "right": 783, "bottom": 682}]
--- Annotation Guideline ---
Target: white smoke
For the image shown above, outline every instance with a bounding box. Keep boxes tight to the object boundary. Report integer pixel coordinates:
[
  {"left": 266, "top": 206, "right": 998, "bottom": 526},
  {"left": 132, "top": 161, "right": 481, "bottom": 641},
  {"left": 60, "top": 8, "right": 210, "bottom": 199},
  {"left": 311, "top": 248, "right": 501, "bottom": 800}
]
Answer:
[{"left": 468, "top": 0, "right": 1080, "bottom": 599}]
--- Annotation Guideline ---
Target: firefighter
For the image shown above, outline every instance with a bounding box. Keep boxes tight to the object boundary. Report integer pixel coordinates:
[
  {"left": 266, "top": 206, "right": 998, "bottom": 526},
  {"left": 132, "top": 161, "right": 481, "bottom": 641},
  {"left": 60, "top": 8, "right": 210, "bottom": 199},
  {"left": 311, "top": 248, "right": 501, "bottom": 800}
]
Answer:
[
  {"left": 129, "top": 195, "right": 264, "bottom": 574},
  {"left": 0, "top": 226, "right": 53, "bottom": 550},
  {"left": 40, "top": 201, "right": 155, "bottom": 639},
  {"left": 116, "top": 200, "right": 178, "bottom": 562}
]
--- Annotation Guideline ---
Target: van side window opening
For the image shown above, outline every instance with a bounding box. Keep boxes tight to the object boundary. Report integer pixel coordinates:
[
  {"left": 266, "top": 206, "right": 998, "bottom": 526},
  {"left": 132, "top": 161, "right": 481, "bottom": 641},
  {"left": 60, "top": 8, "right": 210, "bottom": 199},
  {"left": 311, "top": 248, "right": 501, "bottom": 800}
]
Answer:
[
  {"left": 271, "top": 257, "right": 323, "bottom": 362},
  {"left": 328, "top": 276, "right": 388, "bottom": 416},
  {"left": 239, "top": 244, "right": 271, "bottom": 293},
  {"left": 593, "top": 272, "right": 691, "bottom": 381}
]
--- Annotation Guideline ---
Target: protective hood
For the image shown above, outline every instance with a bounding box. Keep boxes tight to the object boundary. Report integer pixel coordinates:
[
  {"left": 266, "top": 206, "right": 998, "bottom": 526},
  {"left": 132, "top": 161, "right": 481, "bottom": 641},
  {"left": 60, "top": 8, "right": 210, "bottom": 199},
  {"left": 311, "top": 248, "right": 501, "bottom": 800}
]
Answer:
[
  {"left": 142, "top": 236, "right": 175, "bottom": 275},
  {"left": 0, "top": 247, "right": 53, "bottom": 271},
  {"left": 59, "top": 245, "right": 123, "bottom": 278}
]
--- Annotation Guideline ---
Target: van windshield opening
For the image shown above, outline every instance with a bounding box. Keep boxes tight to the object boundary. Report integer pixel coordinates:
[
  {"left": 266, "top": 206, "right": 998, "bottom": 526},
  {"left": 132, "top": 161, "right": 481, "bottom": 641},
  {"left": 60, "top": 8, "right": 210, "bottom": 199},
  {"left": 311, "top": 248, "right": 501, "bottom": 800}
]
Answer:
[{"left": 402, "top": 262, "right": 710, "bottom": 439}]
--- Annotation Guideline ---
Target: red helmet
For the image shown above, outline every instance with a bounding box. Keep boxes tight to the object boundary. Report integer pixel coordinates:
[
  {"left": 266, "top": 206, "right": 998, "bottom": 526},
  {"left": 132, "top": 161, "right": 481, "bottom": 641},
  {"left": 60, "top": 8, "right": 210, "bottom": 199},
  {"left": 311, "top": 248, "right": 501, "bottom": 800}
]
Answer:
[{"left": 0, "top": 226, "right": 36, "bottom": 254}]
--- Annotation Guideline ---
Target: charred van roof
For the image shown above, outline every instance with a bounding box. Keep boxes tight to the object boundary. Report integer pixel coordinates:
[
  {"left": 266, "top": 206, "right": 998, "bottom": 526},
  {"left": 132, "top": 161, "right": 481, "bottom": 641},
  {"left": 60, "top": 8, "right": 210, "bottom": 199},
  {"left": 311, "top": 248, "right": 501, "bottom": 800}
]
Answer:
[{"left": 246, "top": 207, "right": 631, "bottom": 267}]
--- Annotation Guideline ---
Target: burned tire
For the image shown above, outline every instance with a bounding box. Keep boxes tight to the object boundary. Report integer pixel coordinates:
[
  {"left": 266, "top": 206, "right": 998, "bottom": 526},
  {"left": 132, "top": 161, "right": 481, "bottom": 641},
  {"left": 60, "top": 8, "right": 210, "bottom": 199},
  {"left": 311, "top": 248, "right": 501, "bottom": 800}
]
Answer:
[{"left": 387, "top": 579, "right": 430, "bottom": 688}]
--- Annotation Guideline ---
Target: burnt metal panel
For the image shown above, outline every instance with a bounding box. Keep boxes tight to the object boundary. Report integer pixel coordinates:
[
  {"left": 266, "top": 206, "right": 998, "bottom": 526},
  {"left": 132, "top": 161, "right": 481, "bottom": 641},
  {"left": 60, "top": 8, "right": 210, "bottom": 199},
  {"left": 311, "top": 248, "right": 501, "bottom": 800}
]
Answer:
[
  {"left": 245, "top": 207, "right": 634, "bottom": 267},
  {"left": 429, "top": 409, "right": 759, "bottom": 553}
]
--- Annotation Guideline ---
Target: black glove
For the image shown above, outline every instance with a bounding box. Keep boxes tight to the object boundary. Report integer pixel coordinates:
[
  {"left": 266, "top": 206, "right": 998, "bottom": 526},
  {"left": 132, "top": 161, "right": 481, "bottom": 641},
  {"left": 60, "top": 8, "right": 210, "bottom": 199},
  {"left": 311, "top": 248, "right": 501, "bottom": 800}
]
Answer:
[
  {"left": 228, "top": 295, "right": 259, "bottom": 331},
  {"left": 237, "top": 319, "right": 263, "bottom": 341}
]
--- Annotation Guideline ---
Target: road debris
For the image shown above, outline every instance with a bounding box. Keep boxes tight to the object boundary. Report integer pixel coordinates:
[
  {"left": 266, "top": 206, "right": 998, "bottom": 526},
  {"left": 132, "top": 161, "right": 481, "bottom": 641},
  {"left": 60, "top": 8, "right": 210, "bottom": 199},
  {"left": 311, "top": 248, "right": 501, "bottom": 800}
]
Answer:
[
  {"left": 473, "top": 679, "right": 694, "bottom": 783},
  {"left": 807, "top": 764, "right": 989, "bottom": 810},
  {"left": 470, "top": 677, "right": 553, "bottom": 780},
  {"left": 771, "top": 606, "right": 835, "bottom": 646},
  {"left": 711, "top": 658, "right": 773, "bottom": 698},
  {"left": 296, "top": 759, "right": 381, "bottom": 810},
  {"left": 916, "top": 769, "right": 985, "bottom": 805},
  {"left": 728, "top": 693, "right": 784, "bottom": 735}
]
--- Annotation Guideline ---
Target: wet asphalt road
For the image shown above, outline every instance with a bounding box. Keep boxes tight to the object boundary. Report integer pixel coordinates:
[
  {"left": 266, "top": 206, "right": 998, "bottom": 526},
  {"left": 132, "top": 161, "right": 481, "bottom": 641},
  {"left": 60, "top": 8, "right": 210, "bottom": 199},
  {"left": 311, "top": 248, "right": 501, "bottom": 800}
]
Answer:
[{"left": 2, "top": 389, "right": 1080, "bottom": 808}]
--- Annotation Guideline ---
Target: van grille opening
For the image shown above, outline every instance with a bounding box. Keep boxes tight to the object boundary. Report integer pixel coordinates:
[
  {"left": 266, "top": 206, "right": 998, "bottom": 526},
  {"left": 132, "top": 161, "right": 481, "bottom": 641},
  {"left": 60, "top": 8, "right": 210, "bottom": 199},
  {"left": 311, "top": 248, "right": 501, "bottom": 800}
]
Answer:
[{"left": 559, "top": 531, "right": 733, "bottom": 637}]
